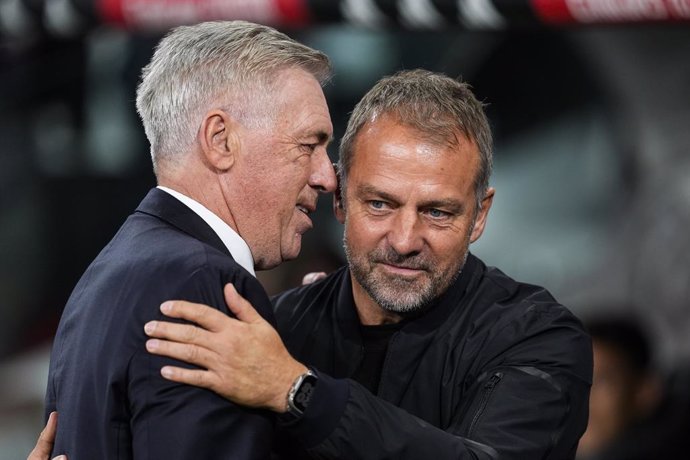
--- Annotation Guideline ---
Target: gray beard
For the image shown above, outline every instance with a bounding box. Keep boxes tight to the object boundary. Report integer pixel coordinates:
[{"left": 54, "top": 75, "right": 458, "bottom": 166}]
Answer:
[{"left": 344, "top": 237, "right": 467, "bottom": 315}]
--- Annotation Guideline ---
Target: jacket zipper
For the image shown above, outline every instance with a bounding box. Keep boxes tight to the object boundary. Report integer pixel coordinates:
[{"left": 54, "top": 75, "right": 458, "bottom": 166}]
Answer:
[
  {"left": 467, "top": 371, "right": 503, "bottom": 438},
  {"left": 373, "top": 333, "right": 399, "bottom": 396}
]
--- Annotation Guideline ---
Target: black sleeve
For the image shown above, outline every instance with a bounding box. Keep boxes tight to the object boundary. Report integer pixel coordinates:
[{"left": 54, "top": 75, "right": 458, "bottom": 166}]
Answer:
[
  {"left": 452, "top": 305, "right": 592, "bottom": 459},
  {"left": 304, "top": 378, "right": 501, "bottom": 459},
  {"left": 281, "top": 305, "right": 591, "bottom": 460}
]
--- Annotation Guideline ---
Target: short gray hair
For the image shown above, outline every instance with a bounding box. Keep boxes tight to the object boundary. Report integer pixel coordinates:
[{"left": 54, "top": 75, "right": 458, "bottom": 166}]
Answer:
[
  {"left": 338, "top": 69, "right": 493, "bottom": 208},
  {"left": 136, "top": 20, "right": 331, "bottom": 172}
]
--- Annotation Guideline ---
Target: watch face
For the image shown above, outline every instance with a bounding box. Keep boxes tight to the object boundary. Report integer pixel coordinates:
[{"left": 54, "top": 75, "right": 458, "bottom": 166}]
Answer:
[{"left": 292, "top": 374, "right": 317, "bottom": 413}]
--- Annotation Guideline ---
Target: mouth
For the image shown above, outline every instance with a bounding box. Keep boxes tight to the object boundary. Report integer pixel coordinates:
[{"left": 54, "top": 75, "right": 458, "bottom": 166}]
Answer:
[
  {"left": 378, "top": 262, "right": 428, "bottom": 277},
  {"left": 296, "top": 202, "right": 315, "bottom": 215},
  {"left": 294, "top": 202, "right": 316, "bottom": 234}
]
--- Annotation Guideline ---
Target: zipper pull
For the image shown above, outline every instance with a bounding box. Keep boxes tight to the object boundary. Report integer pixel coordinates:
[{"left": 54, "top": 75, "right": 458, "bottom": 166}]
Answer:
[{"left": 485, "top": 371, "right": 503, "bottom": 389}]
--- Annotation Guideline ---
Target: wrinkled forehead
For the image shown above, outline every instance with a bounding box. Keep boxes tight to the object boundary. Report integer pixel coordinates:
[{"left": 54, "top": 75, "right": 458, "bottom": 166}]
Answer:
[
  {"left": 350, "top": 114, "right": 478, "bottom": 170},
  {"left": 371, "top": 107, "right": 469, "bottom": 148},
  {"left": 347, "top": 116, "right": 480, "bottom": 192}
]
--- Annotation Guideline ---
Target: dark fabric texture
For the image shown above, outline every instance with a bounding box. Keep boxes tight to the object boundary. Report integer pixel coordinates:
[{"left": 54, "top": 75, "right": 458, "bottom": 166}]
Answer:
[
  {"left": 352, "top": 322, "right": 401, "bottom": 393},
  {"left": 45, "top": 188, "right": 276, "bottom": 460},
  {"left": 272, "top": 254, "right": 593, "bottom": 460}
]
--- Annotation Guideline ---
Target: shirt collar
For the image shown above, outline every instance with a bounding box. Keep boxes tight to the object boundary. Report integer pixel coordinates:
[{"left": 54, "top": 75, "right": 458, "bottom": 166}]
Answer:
[{"left": 157, "top": 186, "right": 256, "bottom": 277}]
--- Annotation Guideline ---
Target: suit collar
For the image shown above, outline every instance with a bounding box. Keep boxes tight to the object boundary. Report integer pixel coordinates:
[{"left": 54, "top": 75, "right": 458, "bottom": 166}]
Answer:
[
  {"left": 135, "top": 188, "right": 232, "bottom": 258},
  {"left": 156, "top": 186, "right": 255, "bottom": 276}
]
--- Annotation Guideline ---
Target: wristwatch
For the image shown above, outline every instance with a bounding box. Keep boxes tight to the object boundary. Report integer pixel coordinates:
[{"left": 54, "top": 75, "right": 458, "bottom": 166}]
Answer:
[{"left": 285, "top": 368, "right": 318, "bottom": 419}]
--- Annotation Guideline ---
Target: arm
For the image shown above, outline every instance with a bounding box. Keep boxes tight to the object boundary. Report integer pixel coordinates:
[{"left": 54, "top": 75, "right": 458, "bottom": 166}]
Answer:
[
  {"left": 145, "top": 284, "right": 306, "bottom": 413},
  {"left": 309, "top": 363, "right": 589, "bottom": 460},
  {"left": 144, "top": 287, "right": 492, "bottom": 458},
  {"left": 145, "top": 286, "right": 591, "bottom": 459},
  {"left": 307, "top": 306, "right": 591, "bottom": 460}
]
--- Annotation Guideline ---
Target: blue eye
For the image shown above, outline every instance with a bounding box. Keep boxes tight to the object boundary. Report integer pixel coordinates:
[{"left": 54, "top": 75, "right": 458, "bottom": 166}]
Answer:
[
  {"left": 427, "top": 208, "right": 449, "bottom": 219},
  {"left": 370, "top": 200, "right": 385, "bottom": 209}
]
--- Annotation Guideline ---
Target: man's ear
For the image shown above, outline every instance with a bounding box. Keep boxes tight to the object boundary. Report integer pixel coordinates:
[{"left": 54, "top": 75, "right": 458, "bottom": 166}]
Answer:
[
  {"left": 333, "top": 179, "right": 346, "bottom": 224},
  {"left": 470, "top": 187, "right": 495, "bottom": 243},
  {"left": 199, "top": 109, "right": 239, "bottom": 172}
]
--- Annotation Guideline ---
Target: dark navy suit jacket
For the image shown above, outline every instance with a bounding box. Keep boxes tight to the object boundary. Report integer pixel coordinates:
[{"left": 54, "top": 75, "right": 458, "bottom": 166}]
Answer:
[{"left": 45, "top": 188, "right": 276, "bottom": 459}]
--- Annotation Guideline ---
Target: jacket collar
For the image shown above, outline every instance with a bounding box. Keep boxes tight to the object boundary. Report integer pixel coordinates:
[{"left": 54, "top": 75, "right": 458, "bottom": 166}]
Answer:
[
  {"left": 334, "top": 253, "right": 484, "bottom": 398},
  {"left": 135, "top": 188, "right": 232, "bottom": 258},
  {"left": 401, "top": 254, "right": 481, "bottom": 335},
  {"left": 336, "top": 254, "right": 481, "bottom": 332}
]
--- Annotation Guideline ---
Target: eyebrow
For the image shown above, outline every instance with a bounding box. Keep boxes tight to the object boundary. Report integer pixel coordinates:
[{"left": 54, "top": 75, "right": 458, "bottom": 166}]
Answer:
[
  {"left": 357, "top": 184, "right": 391, "bottom": 200},
  {"left": 421, "top": 199, "right": 465, "bottom": 214},
  {"left": 357, "top": 184, "right": 465, "bottom": 213}
]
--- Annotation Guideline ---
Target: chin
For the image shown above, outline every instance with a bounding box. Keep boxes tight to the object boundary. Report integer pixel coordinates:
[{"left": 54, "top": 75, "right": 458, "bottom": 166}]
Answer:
[
  {"left": 281, "top": 241, "right": 302, "bottom": 263},
  {"left": 256, "top": 259, "right": 280, "bottom": 271}
]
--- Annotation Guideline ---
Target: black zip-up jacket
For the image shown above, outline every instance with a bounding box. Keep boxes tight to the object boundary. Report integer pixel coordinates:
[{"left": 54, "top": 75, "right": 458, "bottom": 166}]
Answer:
[{"left": 272, "top": 254, "right": 592, "bottom": 459}]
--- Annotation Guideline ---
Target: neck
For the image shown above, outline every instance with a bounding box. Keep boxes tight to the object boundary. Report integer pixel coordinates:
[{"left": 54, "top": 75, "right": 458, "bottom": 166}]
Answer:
[
  {"left": 350, "top": 274, "right": 404, "bottom": 326},
  {"left": 158, "top": 172, "right": 239, "bottom": 235}
]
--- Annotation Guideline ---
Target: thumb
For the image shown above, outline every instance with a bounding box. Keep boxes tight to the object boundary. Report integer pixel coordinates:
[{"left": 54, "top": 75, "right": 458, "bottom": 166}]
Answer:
[{"left": 224, "top": 283, "right": 262, "bottom": 324}]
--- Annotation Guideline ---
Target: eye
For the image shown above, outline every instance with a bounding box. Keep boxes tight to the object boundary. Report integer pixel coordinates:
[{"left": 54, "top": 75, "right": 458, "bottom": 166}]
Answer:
[
  {"left": 301, "top": 143, "right": 318, "bottom": 153},
  {"left": 425, "top": 208, "right": 451, "bottom": 219},
  {"left": 369, "top": 200, "right": 387, "bottom": 210}
]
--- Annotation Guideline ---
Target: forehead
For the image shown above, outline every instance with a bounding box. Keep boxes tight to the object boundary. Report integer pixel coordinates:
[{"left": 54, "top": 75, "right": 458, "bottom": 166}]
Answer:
[
  {"left": 348, "top": 116, "right": 479, "bottom": 198},
  {"left": 269, "top": 67, "right": 333, "bottom": 138}
]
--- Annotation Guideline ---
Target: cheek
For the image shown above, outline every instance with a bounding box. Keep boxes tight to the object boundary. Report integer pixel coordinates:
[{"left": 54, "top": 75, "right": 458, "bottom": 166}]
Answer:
[
  {"left": 427, "top": 231, "right": 470, "bottom": 263},
  {"left": 345, "top": 216, "right": 386, "bottom": 249},
  {"left": 267, "top": 180, "right": 299, "bottom": 213}
]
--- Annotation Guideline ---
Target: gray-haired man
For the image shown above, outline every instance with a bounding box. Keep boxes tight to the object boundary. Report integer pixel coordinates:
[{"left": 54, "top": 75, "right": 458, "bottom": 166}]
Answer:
[{"left": 41, "top": 20, "right": 336, "bottom": 459}]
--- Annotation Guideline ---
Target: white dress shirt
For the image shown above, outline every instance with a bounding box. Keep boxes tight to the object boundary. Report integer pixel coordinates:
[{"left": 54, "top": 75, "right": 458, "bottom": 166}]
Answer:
[{"left": 157, "top": 186, "right": 255, "bottom": 277}]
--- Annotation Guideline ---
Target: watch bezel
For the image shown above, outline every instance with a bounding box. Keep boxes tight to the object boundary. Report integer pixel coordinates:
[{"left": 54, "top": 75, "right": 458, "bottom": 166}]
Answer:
[{"left": 286, "top": 369, "right": 318, "bottom": 417}]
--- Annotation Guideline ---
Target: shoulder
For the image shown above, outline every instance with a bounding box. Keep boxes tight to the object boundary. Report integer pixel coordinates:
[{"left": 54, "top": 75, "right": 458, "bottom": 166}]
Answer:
[
  {"left": 470, "top": 261, "right": 579, "bottom": 329},
  {"left": 113, "top": 211, "right": 244, "bottom": 274},
  {"left": 271, "top": 266, "right": 349, "bottom": 324},
  {"left": 93, "top": 212, "right": 267, "bottom": 315},
  {"left": 462, "top": 260, "right": 592, "bottom": 381}
]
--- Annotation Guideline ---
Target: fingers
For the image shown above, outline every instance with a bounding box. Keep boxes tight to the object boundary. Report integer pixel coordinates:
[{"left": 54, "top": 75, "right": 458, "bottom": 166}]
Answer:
[
  {"left": 41, "top": 411, "right": 58, "bottom": 444},
  {"left": 144, "top": 320, "right": 206, "bottom": 345},
  {"left": 28, "top": 412, "right": 58, "bottom": 460},
  {"left": 159, "top": 299, "right": 227, "bottom": 332},
  {"left": 158, "top": 365, "right": 215, "bottom": 390},
  {"left": 223, "top": 284, "right": 262, "bottom": 324},
  {"left": 157, "top": 283, "right": 260, "bottom": 329},
  {"left": 302, "top": 272, "right": 327, "bottom": 285},
  {"left": 146, "top": 337, "right": 213, "bottom": 369}
]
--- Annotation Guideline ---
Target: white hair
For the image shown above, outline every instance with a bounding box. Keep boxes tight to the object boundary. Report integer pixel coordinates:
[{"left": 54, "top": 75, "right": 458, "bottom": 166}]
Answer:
[{"left": 135, "top": 20, "right": 331, "bottom": 174}]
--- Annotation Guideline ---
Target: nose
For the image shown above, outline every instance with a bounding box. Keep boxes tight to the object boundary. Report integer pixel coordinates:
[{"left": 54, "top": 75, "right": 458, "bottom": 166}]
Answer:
[
  {"left": 309, "top": 147, "right": 337, "bottom": 193},
  {"left": 386, "top": 208, "right": 424, "bottom": 256}
]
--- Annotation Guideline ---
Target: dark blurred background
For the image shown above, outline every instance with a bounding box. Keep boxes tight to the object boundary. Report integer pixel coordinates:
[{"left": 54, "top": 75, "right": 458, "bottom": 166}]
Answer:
[{"left": 1, "top": 1, "right": 689, "bottom": 457}]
